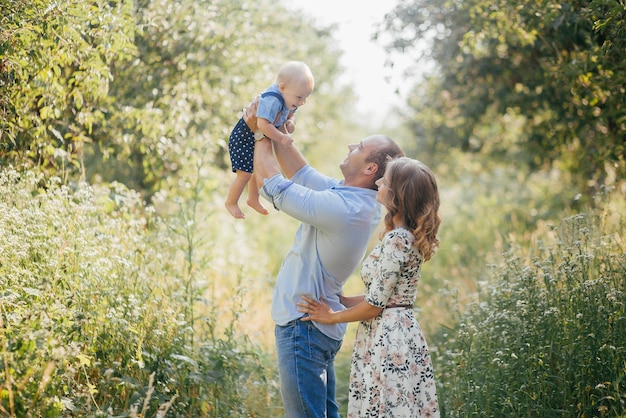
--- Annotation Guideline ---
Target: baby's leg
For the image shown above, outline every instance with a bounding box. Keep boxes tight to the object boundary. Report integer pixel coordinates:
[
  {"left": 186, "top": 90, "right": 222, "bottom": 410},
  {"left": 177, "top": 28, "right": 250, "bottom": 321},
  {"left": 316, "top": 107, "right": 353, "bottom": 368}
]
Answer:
[
  {"left": 247, "top": 171, "right": 268, "bottom": 215},
  {"left": 225, "top": 170, "right": 252, "bottom": 219}
]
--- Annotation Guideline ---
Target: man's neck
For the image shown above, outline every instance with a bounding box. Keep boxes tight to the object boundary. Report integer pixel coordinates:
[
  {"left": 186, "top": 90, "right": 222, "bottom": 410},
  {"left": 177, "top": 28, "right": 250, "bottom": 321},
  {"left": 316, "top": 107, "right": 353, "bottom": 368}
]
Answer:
[{"left": 343, "top": 178, "right": 375, "bottom": 190}]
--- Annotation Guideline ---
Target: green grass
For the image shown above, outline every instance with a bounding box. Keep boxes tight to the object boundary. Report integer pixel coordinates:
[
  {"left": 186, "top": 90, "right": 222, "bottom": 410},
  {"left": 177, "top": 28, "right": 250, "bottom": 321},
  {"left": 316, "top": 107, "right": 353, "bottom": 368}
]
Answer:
[
  {"left": 2, "top": 162, "right": 624, "bottom": 417},
  {"left": 433, "top": 191, "right": 626, "bottom": 417},
  {"left": 0, "top": 169, "right": 278, "bottom": 417}
]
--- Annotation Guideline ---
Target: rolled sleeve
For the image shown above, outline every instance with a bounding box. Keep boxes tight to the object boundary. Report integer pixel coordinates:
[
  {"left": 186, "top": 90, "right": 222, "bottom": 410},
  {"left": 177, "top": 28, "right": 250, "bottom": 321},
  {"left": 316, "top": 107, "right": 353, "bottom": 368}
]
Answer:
[
  {"left": 260, "top": 172, "right": 350, "bottom": 232},
  {"left": 260, "top": 174, "right": 294, "bottom": 210}
]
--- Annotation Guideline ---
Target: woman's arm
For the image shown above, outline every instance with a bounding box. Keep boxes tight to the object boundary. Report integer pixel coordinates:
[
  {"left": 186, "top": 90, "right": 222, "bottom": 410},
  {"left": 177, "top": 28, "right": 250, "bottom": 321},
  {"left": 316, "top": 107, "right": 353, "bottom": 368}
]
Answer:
[
  {"left": 297, "top": 296, "right": 382, "bottom": 325},
  {"left": 339, "top": 294, "right": 365, "bottom": 308}
]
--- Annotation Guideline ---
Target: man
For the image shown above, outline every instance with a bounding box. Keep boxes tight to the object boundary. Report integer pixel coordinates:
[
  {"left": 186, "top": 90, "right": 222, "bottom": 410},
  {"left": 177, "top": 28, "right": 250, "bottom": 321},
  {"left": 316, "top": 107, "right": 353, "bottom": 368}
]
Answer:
[{"left": 244, "top": 100, "right": 403, "bottom": 417}]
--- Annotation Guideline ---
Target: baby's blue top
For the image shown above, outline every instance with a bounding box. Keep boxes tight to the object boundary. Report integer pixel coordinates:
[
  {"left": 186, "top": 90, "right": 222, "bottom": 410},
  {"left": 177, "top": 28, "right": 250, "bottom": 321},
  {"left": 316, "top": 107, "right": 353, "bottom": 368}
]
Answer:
[
  {"left": 256, "top": 84, "right": 291, "bottom": 127},
  {"left": 260, "top": 165, "right": 381, "bottom": 341}
]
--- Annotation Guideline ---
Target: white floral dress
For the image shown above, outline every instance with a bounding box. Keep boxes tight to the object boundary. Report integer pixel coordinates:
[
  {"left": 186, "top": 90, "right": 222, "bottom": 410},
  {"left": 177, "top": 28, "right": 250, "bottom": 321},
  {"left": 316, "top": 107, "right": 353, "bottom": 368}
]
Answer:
[{"left": 348, "top": 228, "right": 440, "bottom": 418}]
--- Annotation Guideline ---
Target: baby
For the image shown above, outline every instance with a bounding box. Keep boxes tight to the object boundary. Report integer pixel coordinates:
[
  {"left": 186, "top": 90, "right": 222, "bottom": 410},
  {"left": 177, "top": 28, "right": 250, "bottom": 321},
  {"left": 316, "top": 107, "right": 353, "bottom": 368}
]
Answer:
[{"left": 225, "top": 61, "right": 314, "bottom": 219}]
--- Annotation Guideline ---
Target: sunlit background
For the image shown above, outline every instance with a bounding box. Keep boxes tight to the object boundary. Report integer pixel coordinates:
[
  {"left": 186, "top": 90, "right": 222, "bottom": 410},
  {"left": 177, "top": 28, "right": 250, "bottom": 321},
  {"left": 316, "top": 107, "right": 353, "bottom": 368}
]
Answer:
[
  {"left": 2, "top": 0, "right": 624, "bottom": 416},
  {"left": 285, "top": 0, "right": 417, "bottom": 125}
]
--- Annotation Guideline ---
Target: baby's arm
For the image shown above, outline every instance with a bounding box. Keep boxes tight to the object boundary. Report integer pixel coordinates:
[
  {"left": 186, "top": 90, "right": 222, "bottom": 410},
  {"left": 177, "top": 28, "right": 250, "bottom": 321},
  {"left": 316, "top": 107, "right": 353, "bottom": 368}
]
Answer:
[{"left": 258, "top": 118, "right": 294, "bottom": 145}]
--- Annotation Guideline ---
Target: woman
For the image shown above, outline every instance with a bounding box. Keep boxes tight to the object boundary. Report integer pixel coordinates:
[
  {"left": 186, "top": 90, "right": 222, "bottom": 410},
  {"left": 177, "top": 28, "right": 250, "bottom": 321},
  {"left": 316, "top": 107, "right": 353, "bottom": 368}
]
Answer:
[{"left": 298, "top": 157, "right": 441, "bottom": 417}]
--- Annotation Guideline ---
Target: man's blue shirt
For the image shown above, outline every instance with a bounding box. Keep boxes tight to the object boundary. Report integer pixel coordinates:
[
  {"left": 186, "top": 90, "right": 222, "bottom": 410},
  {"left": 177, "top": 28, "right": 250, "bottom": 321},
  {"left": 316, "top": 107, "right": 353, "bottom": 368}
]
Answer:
[{"left": 261, "top": 165, "right": 381, "bottom": 341}]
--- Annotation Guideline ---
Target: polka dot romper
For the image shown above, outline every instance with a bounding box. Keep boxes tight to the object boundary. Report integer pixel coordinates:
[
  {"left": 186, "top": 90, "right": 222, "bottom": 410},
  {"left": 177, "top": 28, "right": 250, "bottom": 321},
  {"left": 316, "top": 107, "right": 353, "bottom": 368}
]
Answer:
[{"left": 228, "top": 118, "right": 255, "bottom": 173}]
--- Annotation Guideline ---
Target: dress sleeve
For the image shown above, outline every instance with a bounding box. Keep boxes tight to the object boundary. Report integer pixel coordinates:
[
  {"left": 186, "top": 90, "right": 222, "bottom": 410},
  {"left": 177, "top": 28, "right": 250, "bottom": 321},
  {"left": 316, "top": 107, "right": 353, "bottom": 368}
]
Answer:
[{"left": 364, "top": 230, "right": 410, "bottom": 308}]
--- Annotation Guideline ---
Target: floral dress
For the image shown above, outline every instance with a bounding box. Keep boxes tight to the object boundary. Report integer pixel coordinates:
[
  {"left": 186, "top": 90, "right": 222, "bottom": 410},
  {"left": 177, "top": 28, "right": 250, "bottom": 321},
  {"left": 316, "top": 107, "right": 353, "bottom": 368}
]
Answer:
[{"left": 348, "top": 227, "right": 439, "bottom": 418}]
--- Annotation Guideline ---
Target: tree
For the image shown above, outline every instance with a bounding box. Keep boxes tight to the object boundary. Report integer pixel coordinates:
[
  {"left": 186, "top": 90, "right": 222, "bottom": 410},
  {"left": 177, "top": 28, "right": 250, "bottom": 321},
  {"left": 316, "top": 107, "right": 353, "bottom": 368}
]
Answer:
[
  {"left": 380, "top": 0, "right": 625, "bottom": 194},
  {"left": 0, "top": 0, "right": 136, "bottom": 173},
  {"left": 93, "top": 0, "right": 349, "bottom": 195},
  {"left": 1, "top": 0, "right": 350, "bottom": 196}
]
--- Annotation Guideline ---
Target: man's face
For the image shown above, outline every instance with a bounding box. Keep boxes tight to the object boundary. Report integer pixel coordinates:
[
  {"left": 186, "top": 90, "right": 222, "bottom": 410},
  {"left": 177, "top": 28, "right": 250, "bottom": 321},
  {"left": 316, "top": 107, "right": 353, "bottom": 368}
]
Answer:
[{"left": 340, "top": 135, "right": 382, "bottom": 181}]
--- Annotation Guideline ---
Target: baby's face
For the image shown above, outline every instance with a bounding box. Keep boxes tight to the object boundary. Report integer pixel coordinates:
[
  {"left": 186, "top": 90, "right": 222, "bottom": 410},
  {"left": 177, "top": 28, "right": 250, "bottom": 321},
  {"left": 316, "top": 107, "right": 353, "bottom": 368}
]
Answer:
[{"left": 280, "top": 79, "right": 313, "bottom": 111}]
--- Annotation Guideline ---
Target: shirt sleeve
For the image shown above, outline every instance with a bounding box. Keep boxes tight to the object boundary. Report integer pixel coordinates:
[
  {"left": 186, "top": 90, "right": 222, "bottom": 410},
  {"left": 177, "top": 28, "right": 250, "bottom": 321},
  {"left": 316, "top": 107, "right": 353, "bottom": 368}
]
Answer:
[
  {"left": 291, "top": 164, "right": 338, "bottom": 191},
  {"left": 257, "top": 95, "right": 283, "bottom": 125},
  {"left": 260, "top": 173, "right": 351, "bottom": 232}
]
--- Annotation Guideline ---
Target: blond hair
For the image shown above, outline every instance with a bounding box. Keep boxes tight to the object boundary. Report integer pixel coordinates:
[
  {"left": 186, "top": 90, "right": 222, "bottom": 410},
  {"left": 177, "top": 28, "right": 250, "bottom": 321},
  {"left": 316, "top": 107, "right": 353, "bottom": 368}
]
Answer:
[{"left": 276, "top": 61, "right": 314, "bottom": 88}]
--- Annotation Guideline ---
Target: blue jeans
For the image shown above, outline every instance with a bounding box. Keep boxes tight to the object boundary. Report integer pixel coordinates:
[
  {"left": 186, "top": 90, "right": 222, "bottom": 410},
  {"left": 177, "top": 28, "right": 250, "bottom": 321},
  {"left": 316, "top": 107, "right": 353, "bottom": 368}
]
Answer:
[{"left": 275, "top": 319, "right": 343, "bottom": 418}]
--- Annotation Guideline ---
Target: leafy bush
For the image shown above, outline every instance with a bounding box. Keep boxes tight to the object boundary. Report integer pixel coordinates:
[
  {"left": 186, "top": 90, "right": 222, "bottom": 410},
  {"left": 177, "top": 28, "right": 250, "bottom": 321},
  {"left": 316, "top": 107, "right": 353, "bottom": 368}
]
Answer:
[
  {"left": 0, "top": 169, "right": 276, "bottom": 417},
  {"left": 435, "top": 190, "right": 626, "bottom": 417}
]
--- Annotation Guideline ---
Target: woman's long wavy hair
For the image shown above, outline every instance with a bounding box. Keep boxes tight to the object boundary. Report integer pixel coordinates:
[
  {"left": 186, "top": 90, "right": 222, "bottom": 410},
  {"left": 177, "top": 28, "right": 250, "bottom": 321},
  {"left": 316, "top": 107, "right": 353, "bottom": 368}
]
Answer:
[{"left": 380, "top": 157, "right": 441, "bottom": 261}]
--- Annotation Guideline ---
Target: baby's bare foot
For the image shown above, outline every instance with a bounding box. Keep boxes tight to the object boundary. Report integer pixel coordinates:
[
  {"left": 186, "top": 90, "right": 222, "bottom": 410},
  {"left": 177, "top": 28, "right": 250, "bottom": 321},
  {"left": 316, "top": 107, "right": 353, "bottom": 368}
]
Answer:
[
  {"left": 225, "top": 202, "right": 245, "bottom": 219},
  {"left": 247, "top": 199, "right": 269, "bottom": 215}
]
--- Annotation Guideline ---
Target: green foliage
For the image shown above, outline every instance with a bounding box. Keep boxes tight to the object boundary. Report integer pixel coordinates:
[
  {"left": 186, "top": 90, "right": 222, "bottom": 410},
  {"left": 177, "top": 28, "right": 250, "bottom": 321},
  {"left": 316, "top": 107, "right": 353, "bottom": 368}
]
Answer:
[
  {"left": 434, "top": 191, "right": 626, "bottom": 417},
  {"left": 4, "top": 0, "right": 625, "bottom": 416},
  {"left": 1, "top": 0, "right": 349, "bottom": 197},
  {"left": 411, "top": 150, "right": 586, "bottom": 334},
  {"left": 0, "top": 0, "right": 136, "bottom": 173},
  {"left": 381, "top": 0, "right": 626, "bottom": 195},
  {"left": 0, "top": 2, "right": 364, "bottom": 412},
  {"left": 0, "top": 169, "right": 277, "bottom": 417}
]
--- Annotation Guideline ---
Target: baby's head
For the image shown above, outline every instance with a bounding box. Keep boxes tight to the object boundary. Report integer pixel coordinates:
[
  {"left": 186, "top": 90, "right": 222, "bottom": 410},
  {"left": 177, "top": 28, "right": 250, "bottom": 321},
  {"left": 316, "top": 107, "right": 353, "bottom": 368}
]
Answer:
[{"left": 277, "top": 61, "right": 314, "bottom": 111}]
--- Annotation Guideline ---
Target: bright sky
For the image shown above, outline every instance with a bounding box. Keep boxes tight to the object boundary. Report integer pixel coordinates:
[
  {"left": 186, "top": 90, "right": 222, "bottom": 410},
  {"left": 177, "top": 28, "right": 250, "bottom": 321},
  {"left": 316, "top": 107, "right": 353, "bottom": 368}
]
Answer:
[{"left": 284, "top": 0, "right": 413, "bottom": 125}]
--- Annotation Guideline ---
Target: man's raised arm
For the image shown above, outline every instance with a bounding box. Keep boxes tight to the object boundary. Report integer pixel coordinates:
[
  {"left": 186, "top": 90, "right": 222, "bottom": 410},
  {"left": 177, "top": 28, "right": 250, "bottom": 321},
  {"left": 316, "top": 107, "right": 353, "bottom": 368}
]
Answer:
[
  {"left": 253, "top": 137, "right": 281, "bottom": 182},
  {"left": 271, "top": 140, "right": 307, "bottom": 179}
]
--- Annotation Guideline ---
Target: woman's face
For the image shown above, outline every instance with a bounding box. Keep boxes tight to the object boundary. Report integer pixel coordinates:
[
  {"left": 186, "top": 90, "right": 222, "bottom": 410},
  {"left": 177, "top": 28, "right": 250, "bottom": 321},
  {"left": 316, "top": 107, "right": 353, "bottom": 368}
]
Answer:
[{"left": 375, "top": 170, "right": 392, "bottom": 206}]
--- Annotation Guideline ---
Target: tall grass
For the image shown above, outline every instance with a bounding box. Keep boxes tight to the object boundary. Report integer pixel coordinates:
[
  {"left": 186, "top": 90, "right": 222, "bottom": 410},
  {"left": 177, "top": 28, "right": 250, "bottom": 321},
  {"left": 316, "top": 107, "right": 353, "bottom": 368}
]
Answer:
[
  {"left": 3, "top": 156, "right": 624, "bottom": 417},
  {"left": 434, "top": 189, "right": 626, "bottom": 417},
  {"left": 0, "top": 169, "right": 277, "bottom": 417}
]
